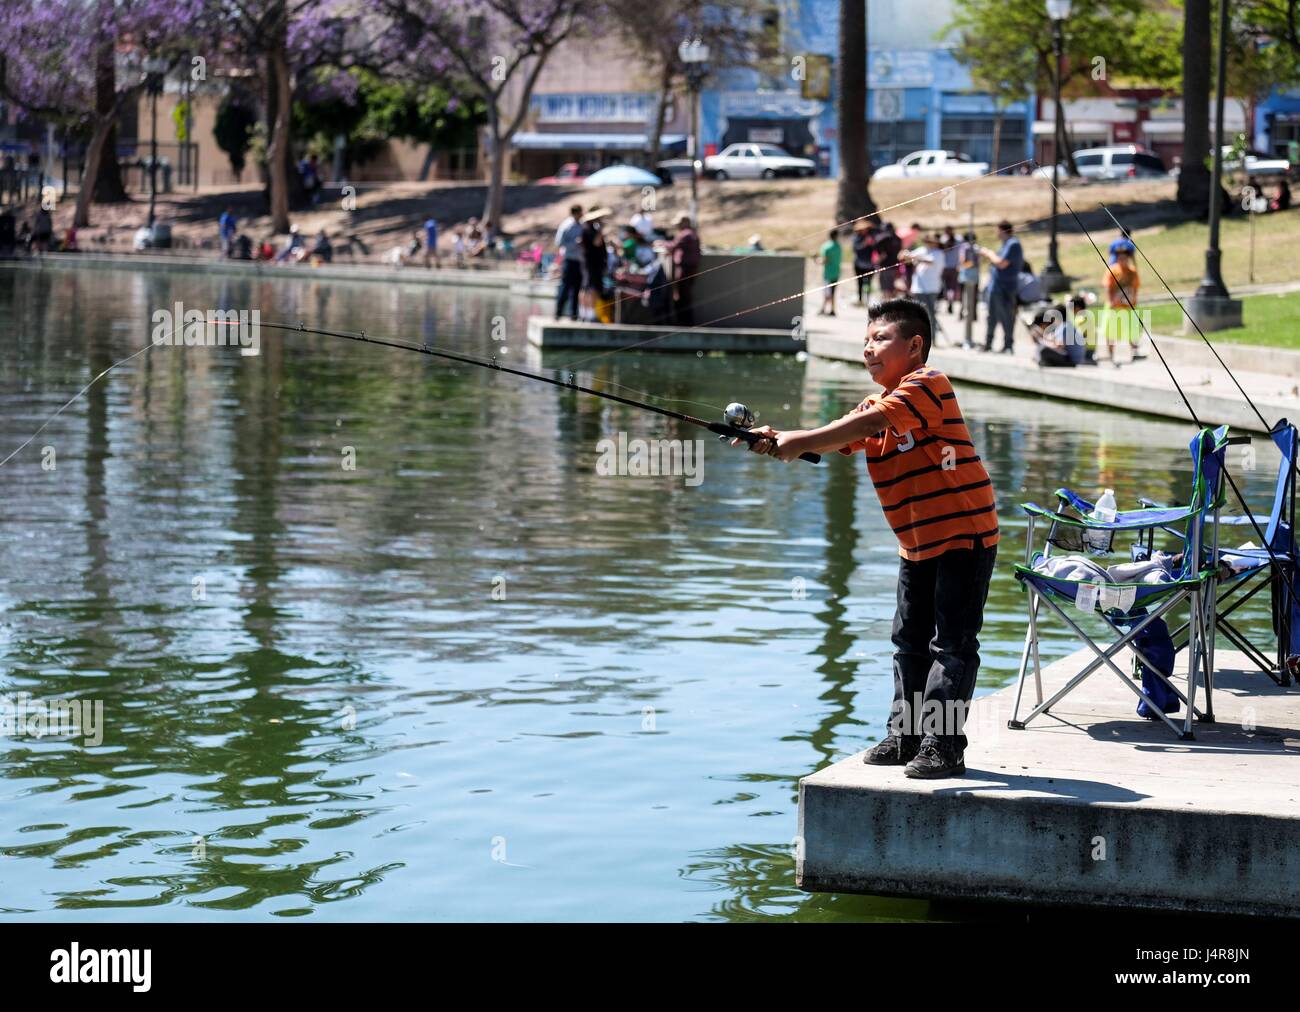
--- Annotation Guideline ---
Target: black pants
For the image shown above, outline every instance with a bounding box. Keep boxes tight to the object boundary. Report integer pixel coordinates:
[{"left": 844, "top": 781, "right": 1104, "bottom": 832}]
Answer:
[
  {"left": 1038, "top": 345, "right": 1075, "bottom": 367},
  {"left": 555, "top": 259, "right": 583, "bottom": 319},
  {"left": 674, "top": 275, "right": 695, "bottom": 326},
  {"left": 856, "top": 265, "right": 872, "bottom": 302},
  {"left": 889, "top": 542, "right": 997, "bottom": 752},
  {"left": 984, "top": 286, "right": 1016, "bottom": 351}
]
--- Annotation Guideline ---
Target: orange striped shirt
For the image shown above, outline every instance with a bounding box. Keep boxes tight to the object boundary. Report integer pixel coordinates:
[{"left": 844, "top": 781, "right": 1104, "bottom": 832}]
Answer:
[{"left": 838, "top": 367, "right": 999, "bottom": 561}]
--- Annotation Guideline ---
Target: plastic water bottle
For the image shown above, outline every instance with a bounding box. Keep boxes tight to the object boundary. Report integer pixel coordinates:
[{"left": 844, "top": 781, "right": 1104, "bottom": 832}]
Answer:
[
  {"left": 1092, "top": 488, "right": 1117, "bottom": 522},
  {"left": 1086, "top": 488, "right": 1117, "bottom": 552}
]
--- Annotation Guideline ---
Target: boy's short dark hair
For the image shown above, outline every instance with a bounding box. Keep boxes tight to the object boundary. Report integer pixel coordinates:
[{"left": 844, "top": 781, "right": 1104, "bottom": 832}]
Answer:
[
  {"left": 828, "top": 228, "right": 839, "bottom": 240},
  {"left": 997, "top": 220, "right": 1013, "bottom": 233},
  {"left": 869, "top": 297, "right": 933, "bottom": 362},
  {"left": 569, "top": 204, "right": 583, "bottom": 217}
]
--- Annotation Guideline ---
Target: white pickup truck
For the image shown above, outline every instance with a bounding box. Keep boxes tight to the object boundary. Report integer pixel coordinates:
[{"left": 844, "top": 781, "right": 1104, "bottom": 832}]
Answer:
[{"left": 872, "top": 149, "right": 989, "bottom": 180}]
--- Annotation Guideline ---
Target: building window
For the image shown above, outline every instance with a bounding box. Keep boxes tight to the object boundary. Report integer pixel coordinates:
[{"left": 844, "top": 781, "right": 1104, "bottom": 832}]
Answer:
[
  {"left": 869, "top": 120, "right": 926, "bottom": 168},
  {"left": 940, "top": 115, "right": 1027, "bottom": 169}
]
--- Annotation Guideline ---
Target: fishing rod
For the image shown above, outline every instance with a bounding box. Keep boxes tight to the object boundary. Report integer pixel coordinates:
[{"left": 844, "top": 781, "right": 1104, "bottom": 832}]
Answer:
[
  {"left": 1040, "top": 170, "right": 1300, "bottom": 639},
  {"left": 247, "top": 320, "right": 821, "bottom": 464}
]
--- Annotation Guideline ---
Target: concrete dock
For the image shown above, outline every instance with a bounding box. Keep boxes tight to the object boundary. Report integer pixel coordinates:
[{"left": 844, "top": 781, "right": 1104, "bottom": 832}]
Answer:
[
  {"left": 797, "top": 648, "right": 1300, "bottom": 918},
  {"left": 527, "top": 316, "right": 804, "bottom": 353},
  {"left": 807, "top": 307, "right": 1300, "bottom": 436}
]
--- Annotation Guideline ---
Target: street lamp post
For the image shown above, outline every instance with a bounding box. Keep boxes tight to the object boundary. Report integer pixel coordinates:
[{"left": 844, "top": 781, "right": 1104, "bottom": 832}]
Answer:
[
  {"left": 144, "top": 56, "right": 168, "bottom": 233},
  {"left": 1186, "top": 0, "right": 1242, "bottom": 331},
  {"left": 678, "top": 38, "right": 710, "bottom": 228},
  {"left": 1040, "top": 0, "right": 1072, "bottom": 294}
]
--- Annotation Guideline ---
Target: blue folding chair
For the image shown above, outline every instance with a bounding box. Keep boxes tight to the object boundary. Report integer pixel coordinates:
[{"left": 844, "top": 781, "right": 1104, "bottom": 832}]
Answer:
[
  {"left": 1172, "top": 421, "right": 1298, "bottom": 686},
  {"left": 1008, "top": 426, "right": 1230, "bottom": 740}
]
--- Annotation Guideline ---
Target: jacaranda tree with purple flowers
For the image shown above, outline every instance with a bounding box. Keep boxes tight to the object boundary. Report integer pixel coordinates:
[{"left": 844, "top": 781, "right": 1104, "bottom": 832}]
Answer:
[
  {"left": 377, "top": 0, "right": 594, "bottom": 226},
  {"left": 0, "top": 0, "right": 204, "bottom": 227}
]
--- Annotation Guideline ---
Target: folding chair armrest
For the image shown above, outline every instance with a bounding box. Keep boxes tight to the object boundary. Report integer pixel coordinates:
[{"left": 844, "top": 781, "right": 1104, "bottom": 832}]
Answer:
[
  {"left": 1021, "top": 502, "right": 1061, "bottom": 520},
  {"left": 1054, "top": 487, "right": 1094, "bottom": 515},
  {"left": 1137, "top": 496, "right": 1165, "bottom": 509}
]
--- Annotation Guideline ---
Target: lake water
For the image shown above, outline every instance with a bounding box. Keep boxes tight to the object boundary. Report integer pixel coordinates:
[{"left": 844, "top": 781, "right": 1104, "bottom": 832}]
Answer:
[{"left": 0, "top": 265, "right": 1281, "bottom": 921}]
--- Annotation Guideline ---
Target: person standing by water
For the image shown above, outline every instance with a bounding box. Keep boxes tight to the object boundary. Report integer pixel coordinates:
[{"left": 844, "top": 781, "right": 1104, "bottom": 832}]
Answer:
[
  {"left": 851, "top": 221, "right": 876, "bottom": 306},
  {"left": 904, "top": 233, "right": 945, "bottom": 343},
  {"left": 732, "top": 298, "right": 999, "bottom": 778},
  {"left": 940, "top": 227, "right": 961, "bottom": 314},
  {"left": 32, "top": 205, "right": 52, "bottom": 253},
  {"left": 873, "top": 222, "right": 902, "bottom": 297},
  {"left": 553, "top": 203, "right": 585, "bottom": 321},
  {"left": 218, "top": 206, "right": 237, "bottom": 258},
  {"left": 579, "top": 206, "right": 610, "bottom": 322},
  {"left": 668, "top": 215, "right": 701, "bottom": 326},
  {"left": 978, "top": 220, "right": 1022, "bottom": 354},
  {"left": 956, "top": 231, "right": 980, "bottom": 340},
  {"left": 816, "top": 228, "right": 843, "bottom": 316},
  {"left": 1103, "top": 249, "right": 1141, "bottom": 366},
  {"left": 423, "top": 218, "right": 440, "bottom": 269}
]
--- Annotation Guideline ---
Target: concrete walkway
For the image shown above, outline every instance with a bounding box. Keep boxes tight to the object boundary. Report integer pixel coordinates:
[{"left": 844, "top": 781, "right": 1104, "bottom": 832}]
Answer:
[
  {"left": 807, "top": 297, "right": 1300, "bottom": 435},
  {"left": 797, "top": 648, "right": 1300, "bottom": 918}
]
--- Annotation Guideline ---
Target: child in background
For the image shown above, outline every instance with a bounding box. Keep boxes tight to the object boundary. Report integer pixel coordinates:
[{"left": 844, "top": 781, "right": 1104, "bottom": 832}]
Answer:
[{"left": 817, "top": 228, "right": 843, "bottom": 316}]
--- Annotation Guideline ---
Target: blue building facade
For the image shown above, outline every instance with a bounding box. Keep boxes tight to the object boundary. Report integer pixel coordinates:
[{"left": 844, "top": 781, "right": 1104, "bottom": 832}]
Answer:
[
  {"left": 1255, "top": 86, "right": 1300, "bottom": 161},
  {"left": 699, "top": 0, "right": 1034, "bottom": 175}
]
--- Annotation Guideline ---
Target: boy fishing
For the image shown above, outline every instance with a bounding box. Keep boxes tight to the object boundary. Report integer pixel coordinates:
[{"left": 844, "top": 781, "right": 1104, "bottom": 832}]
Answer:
[{"left": 735, "top": 298, "right": 998, "bottom": 778}]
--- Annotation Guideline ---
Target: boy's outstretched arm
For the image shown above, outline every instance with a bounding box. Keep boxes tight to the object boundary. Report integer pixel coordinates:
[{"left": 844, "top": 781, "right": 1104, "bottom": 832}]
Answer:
[{"left": 732, "top": 404, "right": 891, "bottom": 462}]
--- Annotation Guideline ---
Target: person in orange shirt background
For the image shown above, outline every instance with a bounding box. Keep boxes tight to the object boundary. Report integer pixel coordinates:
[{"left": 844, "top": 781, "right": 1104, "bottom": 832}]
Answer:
[{"left": 1102, "top": 250, "right": 1141, "bottom": 366}]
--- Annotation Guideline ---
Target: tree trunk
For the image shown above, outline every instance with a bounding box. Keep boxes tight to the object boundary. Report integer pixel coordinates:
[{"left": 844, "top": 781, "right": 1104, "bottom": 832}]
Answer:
[
  {"left": 836, "top": 0, "right": 874, "bottom": 225},
  {"left": 73, "top": 115, "right": 114, "bottom": 227},
  {"left": 93, "top": 43, "right": 127, "bottom": 203},
  {"left": 1055, "top": 94, "right": 1079, "bottom": 176},
  {"left": 482, "top": 120, "right": 508, "bottom": 226},
  {"left": 1178, "top": 0, "right": 1212, "bottom": 215},
  {"left": 648, "top": 64, "right": 672, "bottom": 167},
  {"left": 267, "top": 42, "right": 293, "bottom": 234}
]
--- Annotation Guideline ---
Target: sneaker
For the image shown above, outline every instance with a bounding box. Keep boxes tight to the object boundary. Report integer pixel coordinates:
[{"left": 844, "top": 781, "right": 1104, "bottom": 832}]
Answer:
[
  {"left": 863, "top": 735, "right": 920, "bottom": 766},
  {"left": 904, "top": 738, "right": 966, "bottom": 779}
]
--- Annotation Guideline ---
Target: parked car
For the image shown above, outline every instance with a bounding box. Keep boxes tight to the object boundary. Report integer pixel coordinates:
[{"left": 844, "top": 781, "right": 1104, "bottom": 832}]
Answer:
[
  {"left": 1220, "top": 146, "right": 1292, "bottom": 180},
  {"left": 703, "top": 143, "right": 816, "bottom": 180},
  {"left": 1063, "top": 146, "right": 1168, "bottom": 180},
  {"left": 535, "top": 163, "right": 587, "bottom": 185},
  {"left": 871, "top": 150, "right": 989, "bottom": 179},
  {"left": 654, "top": 159, "right": 696, "bottom": 183}
]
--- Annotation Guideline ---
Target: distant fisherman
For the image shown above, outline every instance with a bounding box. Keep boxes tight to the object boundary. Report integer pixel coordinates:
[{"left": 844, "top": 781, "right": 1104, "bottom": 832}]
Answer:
[{"left": 734, "top": 298, "right": 998, "bottom": 778}]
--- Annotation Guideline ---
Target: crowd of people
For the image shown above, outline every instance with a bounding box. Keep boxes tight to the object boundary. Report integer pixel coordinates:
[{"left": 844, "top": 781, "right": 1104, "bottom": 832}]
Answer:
[
  {"left": 816, "top": 219, "right": 1024, "bottom": 347},
  {"left": 551, "top": 203, "right": 699, "bottom": 326},
  {"left": 813, "top": 218, "right": 1152, "bottom": 367}
]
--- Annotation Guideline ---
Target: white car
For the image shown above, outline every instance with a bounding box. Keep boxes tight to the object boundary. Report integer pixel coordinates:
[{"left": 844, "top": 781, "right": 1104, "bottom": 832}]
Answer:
[
  {"left": 1221, "top": 147, "right": 1291, "bottom": 179},
  {"left": 703, "top": 143, "right": 816, "bottom": 180},
  {"left": 1062, "top": 146, "right": 1168, "bottom": 180},
  {"left": 871, "top": 150, "right": 989, "bottom": 179}
]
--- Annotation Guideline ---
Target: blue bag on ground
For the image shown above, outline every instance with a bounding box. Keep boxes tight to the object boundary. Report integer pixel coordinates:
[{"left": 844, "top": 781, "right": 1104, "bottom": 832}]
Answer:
[{"left": 1123, "top": 611, "right": 1179, "bottom": 718}]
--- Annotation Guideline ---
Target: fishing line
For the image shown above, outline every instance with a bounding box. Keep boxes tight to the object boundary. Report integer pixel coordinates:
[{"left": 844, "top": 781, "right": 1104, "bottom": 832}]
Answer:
[
  {"left": 560, "top": 200, "right": 1078, "bottom": 370},
  {"left": 1099, "top": 202, "right": 1270, "bottom": 432},
  {"left": 596, "top": 158, "right": 1039, "bottom": 323},
  {"left": 1038, "top": 168, "right": 1300, "bottom": 621},
  {"left": 0, "top": 341, "right": 159, "bottom": 470}
]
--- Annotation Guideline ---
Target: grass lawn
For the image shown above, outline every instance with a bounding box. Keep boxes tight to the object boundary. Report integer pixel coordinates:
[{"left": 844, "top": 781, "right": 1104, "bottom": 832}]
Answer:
[
  {"left": 1143, "top": 289, "right": 1300, "bottom": 348},
  {"left": 1031, "top": 208, "right": 1300, "bottom": 292}
]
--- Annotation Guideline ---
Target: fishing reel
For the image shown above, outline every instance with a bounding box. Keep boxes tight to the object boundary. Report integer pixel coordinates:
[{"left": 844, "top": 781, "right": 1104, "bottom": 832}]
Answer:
[
  {"left": 717, "top": 403, "right": 820, "bottom": 464},
  {"left": 723, "top": 402, "right": 755, "bottom": 430}
]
